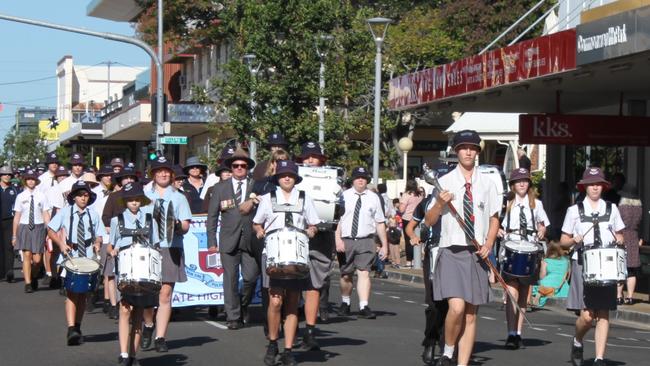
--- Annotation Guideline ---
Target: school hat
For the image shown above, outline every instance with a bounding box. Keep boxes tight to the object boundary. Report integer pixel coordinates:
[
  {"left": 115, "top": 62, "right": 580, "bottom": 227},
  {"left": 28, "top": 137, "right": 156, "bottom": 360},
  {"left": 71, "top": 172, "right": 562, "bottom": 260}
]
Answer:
[
  {"left": 224, "top": 148, "right": 255, "bottom": 170},
  {"left": 69, "top": 152, "right": 85, "bottom": 166},
  {"left": 149, "top": 155, "right": 173, "bottom": 174},
  {"left": 297, "top": 141, "right": 327, "bottom": 163},
  {"left": 266, "top": 132, "right": 288, "bottom": 148},
  {"left": 173, "top": 165, "right": 187, "bottom": 180},
  {"left": 54, "top": 166, "right": 69, "bottom": 177},
  {"left": 452, "top": 129, "right": 482, "bottom": 152},
  {"left": 577, "top": 167, "right": 610, "bottom": 191},
  {"left": 214, "top": 163, "right": 232, "bottom": 176},
  {"left": 0, "top": 166, "right": 14, "bottom": 176},
  {"left": 272, "top": 160, "right": 302, "bottom": 185},
  {"left": 81, "top": 172, "right": 100, "bottom": 187},
  {"left": 96, "top": 164, "right": 113, "bottom": 178},
  {"left": 110, "top": 157, "right": 125, "bottom": 168},
  {"left": 183, "top": 156, "right": 208, "bottom": 174},
  {"left": 45, "top": 152, "right": 60, "bottom": 165},
  {"left": 67, "top": 180, "right": 97, "bottom": 206},
  {"left": 119, "top": 182, "right": 151, "bottom": 206},
  {"left": 509, "top": 167, "right": 531, "bottom": 184},
  {"left": 350, "top": 166, "right": 371, "bottom": 183},
  {"left": 114, "top": 167, "right": 139, "bottom": 182},
  {"left": 217, "top": 145, "right": 236, "bottom": 164},
  {"left": 21, "top": 169, "right": 41, "bottom": 185}
]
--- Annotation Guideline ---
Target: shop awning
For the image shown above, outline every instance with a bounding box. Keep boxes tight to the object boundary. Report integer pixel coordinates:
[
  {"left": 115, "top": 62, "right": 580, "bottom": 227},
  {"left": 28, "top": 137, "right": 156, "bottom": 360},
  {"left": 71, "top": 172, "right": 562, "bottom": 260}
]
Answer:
[{"left": 445, "top": 112, "right": 519, "bottom": 141}]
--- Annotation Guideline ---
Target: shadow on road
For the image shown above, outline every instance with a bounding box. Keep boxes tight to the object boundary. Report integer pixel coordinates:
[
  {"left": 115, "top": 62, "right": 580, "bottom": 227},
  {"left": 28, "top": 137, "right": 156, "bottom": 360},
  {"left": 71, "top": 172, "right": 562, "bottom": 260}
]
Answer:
[
  {"left": 139, "top": 353, "right": 189, "bottom": 366},
  {"left": 167, "top": 336, "right": 218, "bottom": 349},
  {"left": 84, "top": 331, "right": 118, "bottom": 343}
]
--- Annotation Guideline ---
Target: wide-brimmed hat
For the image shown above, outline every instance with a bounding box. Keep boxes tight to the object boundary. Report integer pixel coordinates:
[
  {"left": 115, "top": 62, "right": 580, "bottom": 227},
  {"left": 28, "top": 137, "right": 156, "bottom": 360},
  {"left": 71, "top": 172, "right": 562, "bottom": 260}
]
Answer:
[
  {"left": 21, "top": 169, "right": 41, "bottom": 185},
  {"left": 81, "top": 172, "right": 100, "bottom": 187},
  {"left": 509, "top": 167, "right": 531, "bottom": 184},
  {"left": 119, "top": 182, "right": 151, "bottom": 206},
  {"left": 96, "top": 164, "right": 113, "bottom": 178},
  {"left": 69, "top": 152, "right": 85, "bottom": 166},
  {"left": 183, "top": 156, "right": 208, "bottom": 174},
  {"left": 54, "top": 166, "right": 69, "bottom": 177},
  {"left": 619, "top": 184, "right": 638, "bottom": 199},
  {"left": 45, "top": 152, "right": 59, "bottom": 165},
  {"left": 266, "top": 132, "right": 288, "bottom": 147},
  {"left": 350, "top": 166, "right": 371, "bottom": 182},
  {"left": 110, "top": 157, "right": 124, "bottom": 168},
  {"left": 577, "top": 167, "right": 611, "bottom": 191},
  {"left": 452, "top": 130, "right": 482, "bottom": 152},
  {"left": 214, "top": 162, "right": 232, "bottom": 176},
  {"left": 173, "top": 165, "right": 187, "bottom": 180},
  {"left": 114, "top": 167, "right": 139, "bottom": 182},
  {"left": 272, "top": 160, "right": 302, "bottom": 185},
  {"left": 224, "top": 148, "right": 255, "bottom": 170},
  {"left": 297, "top": 141, "right": 327, "bottom": 163},
  {"left": 67, "top": 180, "right": 97, "bottom": 206},
  {"left": 0, "top": 166, "right": 14, "bottom": 176},
  {"left": 149, "top": 156, "right": 173, "bottom": 174}
]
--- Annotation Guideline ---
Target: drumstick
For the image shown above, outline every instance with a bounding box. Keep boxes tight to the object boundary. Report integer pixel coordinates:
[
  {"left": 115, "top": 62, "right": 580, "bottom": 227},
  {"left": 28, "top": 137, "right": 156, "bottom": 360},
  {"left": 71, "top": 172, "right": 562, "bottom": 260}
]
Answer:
[
  {"left": 425, "top": 172, "right": 533, "bottom": 328},
  {"left": 64, "top": 250, "right": 79, "bottom": 271}
]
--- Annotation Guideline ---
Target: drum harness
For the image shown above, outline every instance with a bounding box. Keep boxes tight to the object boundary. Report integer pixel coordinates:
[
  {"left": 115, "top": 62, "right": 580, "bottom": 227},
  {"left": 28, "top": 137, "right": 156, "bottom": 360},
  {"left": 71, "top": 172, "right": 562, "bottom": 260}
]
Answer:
[
  {"left": 505, "top": 204, "right": 537, "bottom": 239},
  {"left": 575, "top": 201, "right": 612, "bottom": 265},
  {"left": 270, "top": 190, "right": 306, "bottom": 232}
]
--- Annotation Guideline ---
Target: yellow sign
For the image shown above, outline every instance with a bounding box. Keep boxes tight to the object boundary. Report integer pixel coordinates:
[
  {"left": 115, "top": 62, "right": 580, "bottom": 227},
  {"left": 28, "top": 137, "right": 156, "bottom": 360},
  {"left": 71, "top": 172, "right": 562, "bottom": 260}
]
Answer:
[{"left": 38, "top": 119, "right": 70, "bottom": 141}]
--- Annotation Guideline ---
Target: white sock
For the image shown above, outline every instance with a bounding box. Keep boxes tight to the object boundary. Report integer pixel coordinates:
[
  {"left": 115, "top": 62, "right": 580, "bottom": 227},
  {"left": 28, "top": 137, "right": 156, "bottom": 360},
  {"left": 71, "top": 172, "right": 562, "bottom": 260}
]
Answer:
[
  {"left": 359, "top": 301, "right": 368, "bottom": 309},
  {"left": 144, "top": 323, "right": 154, "bottom": 328},
  {"left": 573, "top": 337, "right": 582, "bottom": 348},
  {"left": 46, "top": 272, "right": 52, "bottom": 276},
  {"left": 516, "top": 331, "right": 522, "bottom": 336},
  {"left": 595, "top": 358, "right": 603, "bottom": 361},
  {"left": 341, "top": 296, "right": 351, "bottom": 305},
  {"left": 443, "top": 344, "right": 455, "bottom": 358},
  {"left": 120, "top": 353, "right": 129, "bottom": 359}
]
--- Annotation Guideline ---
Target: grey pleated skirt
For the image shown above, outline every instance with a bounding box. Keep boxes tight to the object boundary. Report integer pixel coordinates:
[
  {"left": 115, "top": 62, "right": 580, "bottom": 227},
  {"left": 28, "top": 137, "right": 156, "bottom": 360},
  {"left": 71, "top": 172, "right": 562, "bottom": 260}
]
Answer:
[
  {"left": 16, "top": 224, "right": 46, "bottom": 253},
  {"left": 432, "top": 246, "right": 491, "bottom": 305},
  {"left": 100, "top": 244, "right": 115, "bottom": 276},
  {"left": 160, "top": 247, "right": 187, "bottom": 283},
  {"left": 566, "top": 259, "right": 617, "bottom": 311}
]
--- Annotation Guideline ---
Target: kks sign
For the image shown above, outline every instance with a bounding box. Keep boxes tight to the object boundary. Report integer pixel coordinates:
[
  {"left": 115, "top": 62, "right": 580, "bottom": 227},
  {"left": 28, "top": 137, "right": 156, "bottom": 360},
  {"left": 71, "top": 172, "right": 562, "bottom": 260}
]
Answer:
[{"left": 519, "top": 114, "right": 650, "bottom": 146}]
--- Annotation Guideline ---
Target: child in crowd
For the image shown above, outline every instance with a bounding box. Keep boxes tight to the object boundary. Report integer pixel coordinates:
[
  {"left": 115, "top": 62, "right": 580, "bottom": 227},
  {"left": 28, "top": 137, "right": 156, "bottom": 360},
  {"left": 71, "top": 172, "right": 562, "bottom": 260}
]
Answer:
[{"left": 531, "top": 241, "right": 570, "bottom": 307}]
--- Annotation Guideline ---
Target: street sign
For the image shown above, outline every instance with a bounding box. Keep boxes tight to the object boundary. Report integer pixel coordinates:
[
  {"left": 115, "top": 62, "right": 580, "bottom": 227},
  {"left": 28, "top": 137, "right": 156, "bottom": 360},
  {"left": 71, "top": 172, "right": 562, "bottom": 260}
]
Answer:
[{"left": 160, "top": 136, "right": 188, "bottom": 145}]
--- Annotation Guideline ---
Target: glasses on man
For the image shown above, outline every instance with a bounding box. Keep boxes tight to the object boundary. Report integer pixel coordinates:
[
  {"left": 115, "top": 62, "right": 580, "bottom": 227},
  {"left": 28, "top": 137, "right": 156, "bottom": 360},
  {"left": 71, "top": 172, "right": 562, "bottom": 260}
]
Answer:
[{"left": 231, "top": 163, "right": 248, "bottom": 169}]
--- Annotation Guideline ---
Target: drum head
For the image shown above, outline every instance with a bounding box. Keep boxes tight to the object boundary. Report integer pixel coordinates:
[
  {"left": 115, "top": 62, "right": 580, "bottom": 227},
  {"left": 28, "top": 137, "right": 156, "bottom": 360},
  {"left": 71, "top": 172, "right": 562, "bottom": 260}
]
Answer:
[
  {"left": 504, "top": 240, "right": 540, "bottom": 253},
  {"left": 63, "top": 257, "right": 100, "bottom": 274}
]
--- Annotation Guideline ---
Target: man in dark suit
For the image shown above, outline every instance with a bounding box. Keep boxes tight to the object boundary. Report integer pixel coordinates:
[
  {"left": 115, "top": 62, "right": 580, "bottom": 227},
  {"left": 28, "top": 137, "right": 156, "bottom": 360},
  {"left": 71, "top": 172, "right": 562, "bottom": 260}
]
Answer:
[{"left": 206, "top": 149, "right": 260, "bottom": 329}]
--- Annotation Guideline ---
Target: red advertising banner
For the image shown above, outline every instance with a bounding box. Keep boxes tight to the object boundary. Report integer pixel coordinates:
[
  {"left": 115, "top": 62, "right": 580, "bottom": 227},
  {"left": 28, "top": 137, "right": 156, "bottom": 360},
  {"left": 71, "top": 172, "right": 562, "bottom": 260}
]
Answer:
[
  {"left": 388, "top": 29, "right": 577, "bottom": 110},
  {"left": 519, "top": 114, "right": 650, "bottom": 146}
]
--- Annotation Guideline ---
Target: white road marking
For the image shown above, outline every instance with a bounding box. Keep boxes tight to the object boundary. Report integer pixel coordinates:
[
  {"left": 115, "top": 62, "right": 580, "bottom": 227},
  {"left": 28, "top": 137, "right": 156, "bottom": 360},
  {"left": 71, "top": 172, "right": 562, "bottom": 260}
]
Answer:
[
  {"left": 204, "top": 320, "right": 228, "bottom": 330},
  {"left": 635, "top": 330, "right": 650, "bottom": 334},
  {"left": 389, "top": 296, "right": 401, "bottom": 299},
  {"left": 557, "top": 333, "right": 573, "bottom": 338},
  {"left": 404, "top": 300, "right": 416, "bottom": 304},
  {"left": 421, "top": 304, "right": 428, "bottom": 307},
  {"left": 605, "top": 342, "right": 650, "bottom": 350},
  {"left": 374, "top": 292, "right": 384, "bottom": 295},
  {"left": 616, "top": 337, "right": 639, "bottom": 341},
  {"left": 480, "top": 316, "right": 496, "bottom": 321},
  {"left": 531, "top": 327, "right": 547, "bottom": 331}
]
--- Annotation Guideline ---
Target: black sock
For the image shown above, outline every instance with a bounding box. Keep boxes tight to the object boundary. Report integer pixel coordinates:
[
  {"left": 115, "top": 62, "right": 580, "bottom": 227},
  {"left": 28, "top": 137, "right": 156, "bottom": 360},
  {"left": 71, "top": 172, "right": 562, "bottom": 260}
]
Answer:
[
  {"left": 306, "top": 324, "right": 315, "bottom": 329},
  {"left": 68, "top": 326, "right": 75, "bottom": 331},
  {"left": 74, "top": 323, "right": 81, "bottom": 331},
  {"left": 284, "top": 348, "right": 292, "bottom": 353}
]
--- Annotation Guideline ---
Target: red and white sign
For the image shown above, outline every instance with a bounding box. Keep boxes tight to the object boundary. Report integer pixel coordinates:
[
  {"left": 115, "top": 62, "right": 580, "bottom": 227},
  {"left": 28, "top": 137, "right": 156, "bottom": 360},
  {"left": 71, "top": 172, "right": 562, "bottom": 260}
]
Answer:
[
  {"left": 519, "top": 114, "right": 650, "bottom": 146},
  {"left": 388, "top": 30, "right": 577, "bottom": 110}
]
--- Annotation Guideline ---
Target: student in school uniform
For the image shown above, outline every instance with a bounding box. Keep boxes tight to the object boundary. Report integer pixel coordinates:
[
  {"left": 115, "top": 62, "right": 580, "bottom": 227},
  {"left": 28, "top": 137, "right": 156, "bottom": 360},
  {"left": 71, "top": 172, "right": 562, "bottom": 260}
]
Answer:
[
  {"left": 47, "top": 180, "right": 106, "bottom": 346},
  {"left": 109, "top": 182, "right": 160, "bottom": 366},
  {"left": 12, "top": 169, "right": 50, "bottom": 293}
]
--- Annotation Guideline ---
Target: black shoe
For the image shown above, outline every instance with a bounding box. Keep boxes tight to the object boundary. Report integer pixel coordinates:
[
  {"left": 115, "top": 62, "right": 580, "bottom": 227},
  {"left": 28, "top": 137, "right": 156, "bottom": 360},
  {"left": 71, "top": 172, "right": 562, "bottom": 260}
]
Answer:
[
  {"left": 154, "top": 337, "right": 168, "bottom": 352},
  {"left": 130, "top": 357, "right": 140, "bottom": 366},
  {"left": 67, "top": 327, "right": 81, "bottom": 346},
  {"left": 380, "top": 271, "right": 388, "bottom": 279},
  {"left": 241, "top": 306, "right": 250, "bottom": 325},
  {"left": 25, "top": 284, "right": 33, "bottom": 293},
  {"left": 103, "top": 300, "right": 110, "bottom": 314},
  {"left": 571, "top": 344, "right": 584, "bottom": 366},
  {"left": 422, "top": 344, "right": 435, "bottom": 365},
  {"left": 109, "top": 305, "right": 119, "bottom": 320},
  {"left": 616, "top": 297, "right": 624, "bottom": 305},
  {"left": 227, "top": 320, "right": 243, "bottom": 330},
  {"left": 505, "top": 335, "right": 520, "bottom": 349},
  {"left": 141, "top": 325, "right": 154, "bottom": 350},
  {"left": 593, "top": 359, "right": 607, "bottom": 366},
  {"left": 31, "top": 280, "right": 38, "bottom": 291},
  {"left": 42, "top": 275, "right": 52, "bottom": 287},
  {"left": 279, "top": 350, "right": 297, "bottom": 366},
  {"left": 117, "top": 355, "right": 130, "bottom": 366},
  {"left": 301, "top": 328, "right": 320, "bottom": 351},
  {"left": 358, "top": 306, "right": 376, "bottom": 319},
  {"left": 6, "top": 273, "right": 14, "bottom": 283},
  {"left": 50, "top": 276, "right": 61, "bottom": 289},
  {"left": 337, "top": 303, "right": 351, "bottom": 316},
  {"left": 59, "top": 287, "right": 67, "bottom": 296},
  {"left": 86, "top": 295, "right": 95, "bottom": 312},
  {"left": 437, "top": 355, "right": 454, "bottom": 366},
  {"left": 264, "top": 341, "right": 279, "bottom": 366},
  {"left": 208, "top": 306, "right": 219, "bottom": 319},
  {"left": 318, "top": 308, "right": 330, "bottom": 323}
]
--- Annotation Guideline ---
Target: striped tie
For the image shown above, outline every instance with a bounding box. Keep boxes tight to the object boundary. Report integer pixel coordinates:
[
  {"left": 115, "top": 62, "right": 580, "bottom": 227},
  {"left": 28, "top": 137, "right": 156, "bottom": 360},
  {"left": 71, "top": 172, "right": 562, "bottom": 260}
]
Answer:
[
  {"left": 592, "top": 213, "right": 602, "bottom": 247},
  {"left": 154, "top": 199, "right": 165, "bottom": 241},
  {"left": 235, "top": 181, "right": 243, "bottom": 204},
  {"left": 350, "top": 193, "right": 362, "bottom": 238},
  {"left": 28, "top": 195, "right": 35, "bottom": 230},
  {"left": 519, "top": 204, "right": 527, "bottom": 234},
  {"left": 77, "top": 211, "right": 86, "bottom": 254},
  {"left": 463, "top": 183, "right": 475, "bottom": 241}
]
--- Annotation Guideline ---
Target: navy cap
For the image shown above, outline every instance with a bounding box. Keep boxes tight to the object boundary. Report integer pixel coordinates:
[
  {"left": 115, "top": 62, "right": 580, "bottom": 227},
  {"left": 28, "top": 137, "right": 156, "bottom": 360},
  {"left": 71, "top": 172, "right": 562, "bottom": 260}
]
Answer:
[
  {"left": 350, "top": 166, "right": 371, "bottom": 182},
  {"left": 452, "top": 130, "right": 482, "bottom": 152},
  {"left": 273, "top": 160, "right": 302, "bottom": 185},
  {"left": 267, "top": 133, "right": 287, "bottom": 147}
]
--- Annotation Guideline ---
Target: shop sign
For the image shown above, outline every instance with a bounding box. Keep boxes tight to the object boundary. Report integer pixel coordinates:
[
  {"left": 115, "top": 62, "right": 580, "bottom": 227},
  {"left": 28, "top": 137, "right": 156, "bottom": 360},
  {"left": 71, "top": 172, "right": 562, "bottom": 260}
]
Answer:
[{"left": 167, "top": 103, "right": 216, "bottom": 123}]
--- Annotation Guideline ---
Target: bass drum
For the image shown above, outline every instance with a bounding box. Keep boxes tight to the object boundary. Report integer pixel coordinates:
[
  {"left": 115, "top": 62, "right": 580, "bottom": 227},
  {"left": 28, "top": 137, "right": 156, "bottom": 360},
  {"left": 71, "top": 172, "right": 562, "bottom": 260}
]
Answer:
[{"left": 296, "top": 165, "right": 343, "bottom": 231}]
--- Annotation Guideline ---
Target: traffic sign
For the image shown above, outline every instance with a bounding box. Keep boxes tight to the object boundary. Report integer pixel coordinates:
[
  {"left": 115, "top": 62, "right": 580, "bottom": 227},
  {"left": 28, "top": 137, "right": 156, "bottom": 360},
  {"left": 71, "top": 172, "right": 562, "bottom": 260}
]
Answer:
[{"left": 160, "top": 136, "right": 188, "bottom": 145}]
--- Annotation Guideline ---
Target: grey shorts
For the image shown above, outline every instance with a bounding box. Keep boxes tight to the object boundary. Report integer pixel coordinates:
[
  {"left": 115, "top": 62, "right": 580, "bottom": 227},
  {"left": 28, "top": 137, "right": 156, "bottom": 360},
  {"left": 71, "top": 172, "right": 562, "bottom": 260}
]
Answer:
[
  {"left": 338, "top": 237, "right": 375, "bottom": 275},
  {"left": 100, "top": 244, "right": 115, "bottom": 276},
  {"left": 308, "top": 231, "right": 334, "bottom": 289},
  {"left": 160, "top": 247, "right": 187, "bottom": 283}
]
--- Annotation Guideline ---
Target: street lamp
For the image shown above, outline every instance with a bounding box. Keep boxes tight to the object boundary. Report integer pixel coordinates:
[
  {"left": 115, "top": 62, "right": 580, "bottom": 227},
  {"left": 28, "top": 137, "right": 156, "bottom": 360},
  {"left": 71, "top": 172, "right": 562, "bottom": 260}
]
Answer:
[
  {"left": 316, "top": 34, "right": 333, "bottom": 144},
  {"left": 242, "top": 53, "right": 261, "bottom": 162},
  {"left": 398, "top": 137, "right": 413, "bottom": 182},
  {"left": 367, "top": 17, "right": 392, "bottom": 184}
]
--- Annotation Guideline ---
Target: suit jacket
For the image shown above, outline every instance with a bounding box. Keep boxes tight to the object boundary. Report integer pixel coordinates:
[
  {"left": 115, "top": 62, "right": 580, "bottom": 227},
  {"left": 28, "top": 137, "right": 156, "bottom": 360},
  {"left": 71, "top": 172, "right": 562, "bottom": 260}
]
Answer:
[{"left": 207, "top": 177, "right": 255, "bottom": 254}]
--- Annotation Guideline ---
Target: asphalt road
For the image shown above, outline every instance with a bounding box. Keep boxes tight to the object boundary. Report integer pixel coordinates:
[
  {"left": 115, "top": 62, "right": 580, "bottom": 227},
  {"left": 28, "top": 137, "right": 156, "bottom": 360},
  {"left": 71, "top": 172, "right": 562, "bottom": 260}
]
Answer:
[{"left": 1, "top": 271, "right": 648, "bottom": 366}]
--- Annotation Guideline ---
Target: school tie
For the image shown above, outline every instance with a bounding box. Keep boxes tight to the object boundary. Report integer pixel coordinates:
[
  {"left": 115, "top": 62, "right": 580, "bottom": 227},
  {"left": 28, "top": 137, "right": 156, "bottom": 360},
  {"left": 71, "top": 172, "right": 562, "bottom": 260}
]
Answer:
[
  {"left": 28, "top": 195, "right": 35, "bottom": 230},
  {"left": 463, "top": 183, "right": 475, "bottom": 241},
  {"left": 103, "top": 189, "right": 110, "bottom": 197},
  {"left": 350, "top": 193, "right": 362, "bottom": 238},
  {"left": 591, "top": 212, "right": 602, "bottom": 247},
  {"left": 519, "top": 204, "right": 527, "bottom": 234},
  {"left": 153, "top": 199, "right": 165, "bottom": 241},
  {"left": 235, "top": 180, "right": 243, "bottom": 204},
  {"left": 285, "top": 211, "right": 293, "bottom": 227},
  {"left": 77, "top": 211, "right": 86, "bottom": 251}
]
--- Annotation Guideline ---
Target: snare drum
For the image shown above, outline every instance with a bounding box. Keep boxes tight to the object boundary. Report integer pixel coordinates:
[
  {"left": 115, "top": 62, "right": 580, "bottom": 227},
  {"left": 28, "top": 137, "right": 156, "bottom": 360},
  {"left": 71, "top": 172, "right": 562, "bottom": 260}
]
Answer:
[
  {"left": 117, "top": 245, "right": 162, "bottom": 294},
  {"left": 264, "top": 227, "right": 310, "bottom": 279},
  {"left": 582, "top": 247, "right": 627, "bottom": 286},
  {"left": 297, "top": 165, "right": 342, "bottom": 230},
  {"left": 62, "top": 257, "right": 100, "bottom": 294},
  {"left": 502, "top": 240, "right": 542, "bottom": 277}
]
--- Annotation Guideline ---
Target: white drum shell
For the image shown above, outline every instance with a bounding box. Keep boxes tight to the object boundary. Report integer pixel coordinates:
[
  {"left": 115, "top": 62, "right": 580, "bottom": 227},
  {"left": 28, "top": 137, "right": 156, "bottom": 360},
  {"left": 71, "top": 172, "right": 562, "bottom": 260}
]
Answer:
[
  {"left": 118, "top": 245, "right": 162, "bottom": 293},
  {"left": 264, "top": 228, "right": 310, "bottom": 279},
  {"left": 582, "top": 247, "right": 627, "bottom": 286}
]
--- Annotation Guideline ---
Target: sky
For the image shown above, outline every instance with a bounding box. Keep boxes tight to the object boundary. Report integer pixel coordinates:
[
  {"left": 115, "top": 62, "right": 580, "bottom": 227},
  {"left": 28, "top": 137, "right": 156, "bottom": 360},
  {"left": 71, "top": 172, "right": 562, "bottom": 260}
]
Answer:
[{"left": 0, "top": 1, "right": 149, "bottom": 146}]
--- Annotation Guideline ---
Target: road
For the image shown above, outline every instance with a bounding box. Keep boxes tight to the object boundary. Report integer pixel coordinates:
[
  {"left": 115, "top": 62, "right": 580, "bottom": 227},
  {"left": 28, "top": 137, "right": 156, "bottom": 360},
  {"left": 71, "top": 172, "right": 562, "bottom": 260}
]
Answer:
[{"left": 1, "top": 272, "right": 648, "bottom": 366}]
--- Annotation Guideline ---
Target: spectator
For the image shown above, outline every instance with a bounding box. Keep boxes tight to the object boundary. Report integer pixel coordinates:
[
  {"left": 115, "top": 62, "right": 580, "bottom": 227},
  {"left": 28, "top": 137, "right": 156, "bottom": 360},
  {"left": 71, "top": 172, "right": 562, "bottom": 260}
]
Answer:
[
  {"left": 531, "top": 241, "right": 570, "bottom": 307},
  {"left": 399, "top": 180, "right": 424, "bottom": 268},
  {"left": 603, "top": 172, "right": 625, "bottom": 205},
  {"left": 616, "top": 184, "right": 644, "bottom": 305},
  {"left": 517, "top": 148, "right": 531, "bottom": 171}
]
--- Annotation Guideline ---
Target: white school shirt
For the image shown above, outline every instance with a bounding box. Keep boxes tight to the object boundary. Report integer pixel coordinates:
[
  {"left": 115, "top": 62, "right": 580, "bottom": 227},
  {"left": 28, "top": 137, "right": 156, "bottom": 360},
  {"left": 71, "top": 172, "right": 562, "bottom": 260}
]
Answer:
[
  {"left": 253, "top": 187, "right": 321, "bottom": 232},
  {"left": 501, "top": 195, "right": 550, "bottom": 241},
  {"left": 58, "top": 174, "right": 82, "bottom": 195},
  {"left": 437, "top": 166, "right": 501, "bottom": 248},
  {"left": 14, "top": 189, "right": 49, "bottom": 225},
  {"left": 45, "top": 182, "right": 66, "bottom": 211},
  {"left": 338, "top": 188, "right": 385, "bottom": 238},
  {"left": 200, "top": 173, "right": 220, "bottom": 200},
  {"left": 37, "top": 171, "right": 57, "bottom": 193},
  {"left": 561, "top": 198, "right": 625, "bottom": 259}
]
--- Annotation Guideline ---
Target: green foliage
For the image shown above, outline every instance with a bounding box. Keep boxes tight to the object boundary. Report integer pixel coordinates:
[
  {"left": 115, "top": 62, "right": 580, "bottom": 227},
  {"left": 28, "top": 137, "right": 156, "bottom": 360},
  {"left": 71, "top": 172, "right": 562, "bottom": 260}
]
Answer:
[{"left": 0, "top": 128, "right": 48, "bottom": 169}]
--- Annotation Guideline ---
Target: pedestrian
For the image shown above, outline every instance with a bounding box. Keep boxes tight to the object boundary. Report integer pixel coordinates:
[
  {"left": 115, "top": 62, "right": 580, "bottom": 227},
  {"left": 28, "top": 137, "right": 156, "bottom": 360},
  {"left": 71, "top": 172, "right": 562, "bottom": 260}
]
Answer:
[
  {"left": 616, "top": 184, "right": 643, "bottom": 305},
  {"left": 182, "top": 156, "right": 208, "bottom": 214},
  {"left": 37, "top": 152, "right": 60, "bottom": 192},
  {"left": 335, "top": 166, "right": 388, "bottom": 319},
  {"left": 58, "top": 152, "right": 86, "bottom": 197},
  {"left": 0, "top": 166, "right": 20, "bottom": 283},
  {"left": 531, "top": 242, "right": 570, "bottom": 307},
  {"left": 399, "top": 180, "right": 424, "bottom": 268},
  {"left": 252, "top": 132, "right": 290, "bottom": 181},
  {"left": 253, "top": 160, "right": 320, "bottom": 366},
  {"left": 12, "top": 169, "right": 50, "bottom": 293},
  {"left": 560, "top": 167, "right": 625, "bottom": 366},
  {"left": 47, "top": 180, "right": 105, "bottom": 345},
  {"left": 424, "top": 130, "right": 501, "bottom": 366}
]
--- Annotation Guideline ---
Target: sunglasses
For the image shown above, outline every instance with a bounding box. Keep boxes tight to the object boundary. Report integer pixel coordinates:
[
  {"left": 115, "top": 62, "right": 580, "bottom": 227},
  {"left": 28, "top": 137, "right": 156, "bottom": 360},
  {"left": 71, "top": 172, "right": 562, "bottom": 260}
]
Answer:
[{"left": 231, "top": 163, "right": 248, "bottom": 169}]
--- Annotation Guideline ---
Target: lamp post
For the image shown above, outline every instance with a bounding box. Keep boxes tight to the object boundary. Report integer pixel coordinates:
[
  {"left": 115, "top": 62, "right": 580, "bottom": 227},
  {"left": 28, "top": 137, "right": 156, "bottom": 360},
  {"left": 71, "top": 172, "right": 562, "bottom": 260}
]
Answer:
[
  {"left": 398, "top": 137, "right": 413, "bottom": 182},
  {"left": 316, "top": 34, "right": 333, "bottom": 144},
  {"left": 367, "top": 17, "right": 392, "bottom": 184},
  {"left": 243, "top": 53, "right": 261, "bottom": 162}
]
